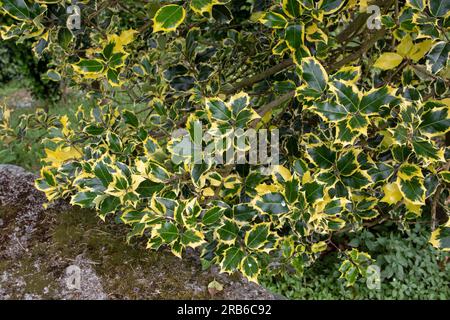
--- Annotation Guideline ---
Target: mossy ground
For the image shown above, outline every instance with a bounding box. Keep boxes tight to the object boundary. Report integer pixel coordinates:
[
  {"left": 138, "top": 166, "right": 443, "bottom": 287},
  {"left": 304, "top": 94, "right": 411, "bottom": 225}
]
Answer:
[
  {"left": 51, "top": 208, "right": 215, "bottom": 299},
  {"left": 0, "top": 206, "right": 242, "bottom": 299}
]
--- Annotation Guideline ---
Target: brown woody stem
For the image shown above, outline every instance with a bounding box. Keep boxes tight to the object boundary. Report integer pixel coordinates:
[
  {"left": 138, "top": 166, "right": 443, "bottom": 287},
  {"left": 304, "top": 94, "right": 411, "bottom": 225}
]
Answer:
[{"left": 222, "top": 59, "right": 295, "bottom": 95}]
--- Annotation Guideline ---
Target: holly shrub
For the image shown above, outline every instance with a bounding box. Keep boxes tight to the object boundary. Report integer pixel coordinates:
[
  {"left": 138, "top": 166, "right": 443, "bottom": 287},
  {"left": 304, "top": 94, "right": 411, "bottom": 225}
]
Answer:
[{"left": 0, "top": 0, "right": 449, "bottom": 285}]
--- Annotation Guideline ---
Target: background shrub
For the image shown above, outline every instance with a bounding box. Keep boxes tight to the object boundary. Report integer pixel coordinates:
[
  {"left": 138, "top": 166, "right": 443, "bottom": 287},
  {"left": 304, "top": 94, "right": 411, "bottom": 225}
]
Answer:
[{"left": 263, "top": 223, "right": 450, "bottom": 299}]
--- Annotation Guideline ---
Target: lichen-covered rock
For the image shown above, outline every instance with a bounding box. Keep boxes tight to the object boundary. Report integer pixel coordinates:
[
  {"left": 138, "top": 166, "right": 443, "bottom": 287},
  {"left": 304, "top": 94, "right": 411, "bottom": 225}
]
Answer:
[{"left": 0, "top": 165, "right": 279, "bottom": 300}]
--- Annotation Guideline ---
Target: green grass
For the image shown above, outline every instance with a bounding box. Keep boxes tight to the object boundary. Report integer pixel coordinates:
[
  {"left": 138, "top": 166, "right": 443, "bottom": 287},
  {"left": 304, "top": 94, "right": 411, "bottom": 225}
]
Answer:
[{"left": 0, "top": 80, "right": 23, "bottom": 97}]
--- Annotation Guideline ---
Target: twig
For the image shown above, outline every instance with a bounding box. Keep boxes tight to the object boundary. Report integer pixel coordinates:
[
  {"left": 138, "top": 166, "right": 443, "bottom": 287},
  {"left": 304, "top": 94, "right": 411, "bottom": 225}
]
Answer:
[
  {"left": 250, "top": 91, "right": 295, "bottom": 128},
  {"left": 431, "top": 186, "right": 442, "bottom": 231},
  {"left": 222, "top": 59, "right": 294, "bottom": 95}
]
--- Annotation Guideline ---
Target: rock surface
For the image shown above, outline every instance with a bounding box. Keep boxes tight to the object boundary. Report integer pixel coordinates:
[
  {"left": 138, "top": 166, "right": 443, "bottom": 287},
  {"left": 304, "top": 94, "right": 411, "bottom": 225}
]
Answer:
[
  {"left": 1, "top": 87, "right": 81, "bottom": 111},
  {"left": 0, "top": 165, "right": 278, "bottom": 300},
  {"left": 0, "top": 89, "right": 34, "bottom": 109}
]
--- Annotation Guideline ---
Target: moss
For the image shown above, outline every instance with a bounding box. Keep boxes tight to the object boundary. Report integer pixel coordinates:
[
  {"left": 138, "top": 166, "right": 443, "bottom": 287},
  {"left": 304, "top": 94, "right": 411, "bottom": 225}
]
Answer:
[
  {"left": 1, "top": 204, "right": 269, "bottom": 299},
  {"left": 15, "top": 256, "right": 58, "bottom": 298},
  {"left": 0, "top": 206, "right": 19, "bottom": 221},
  {"left": 0, "top": 249, "right": 58, "bottom": 299},
  {"left": 0, "top": 210, "right": 57, "bottom": 298},
  {"left": 49, "top": 208, "right": 213, "bottom": 299}
]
